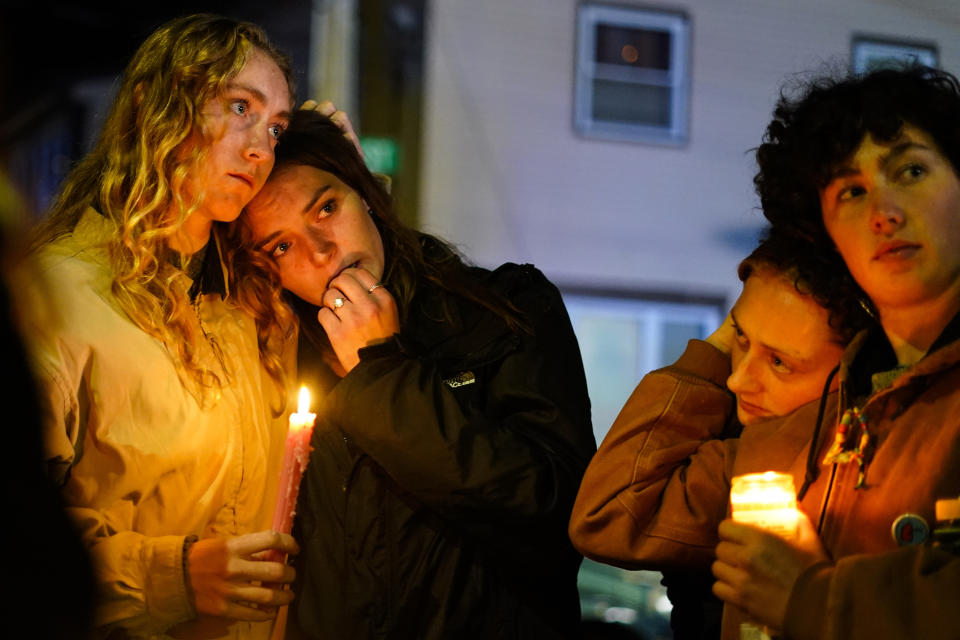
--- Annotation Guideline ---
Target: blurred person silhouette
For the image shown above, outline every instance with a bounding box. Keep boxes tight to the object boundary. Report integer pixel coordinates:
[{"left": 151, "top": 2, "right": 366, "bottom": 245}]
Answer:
[
  {"left": 570, "top": 228, "right": 872, "bottom": 639},
  {"left": 23, "top": 14, "right": 302, "bottom": 639},
  {"left": 1, "top": 171, "right": 96, "bottom": 638},
  {"left": 228, "top": 109, "right": 598, "bottom": 639}
]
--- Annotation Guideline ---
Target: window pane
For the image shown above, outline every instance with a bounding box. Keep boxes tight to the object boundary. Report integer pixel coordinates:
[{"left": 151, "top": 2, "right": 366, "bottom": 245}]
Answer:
[
  {"left": 661, "top": 321, "right": 705, "bottom": 365},
  {"left": 574, "top": 5, "right": 689, "bottom": 144},
  {"left": 592, "top": 80, "right": 672, "bottom": 126},
  {"left": 573, "top": 315, "right": 642, "bottom": 444},
  {"left": 578, "top": 559, "right": 672, "bottom": 638},
  {"left": 595, "top": 24, "right": 671, "bottom": 70}
]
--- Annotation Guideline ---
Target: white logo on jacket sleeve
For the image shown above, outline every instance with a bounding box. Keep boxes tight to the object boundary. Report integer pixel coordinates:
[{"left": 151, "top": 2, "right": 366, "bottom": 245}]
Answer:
[{"left": 443, "top": 371, "right": 475, "bottom": 388}]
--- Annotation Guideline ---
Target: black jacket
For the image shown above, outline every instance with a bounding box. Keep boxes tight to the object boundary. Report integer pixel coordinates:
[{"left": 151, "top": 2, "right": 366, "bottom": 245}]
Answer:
[{"left": 289, "top": 263, "right": 596, "bottom": 639}]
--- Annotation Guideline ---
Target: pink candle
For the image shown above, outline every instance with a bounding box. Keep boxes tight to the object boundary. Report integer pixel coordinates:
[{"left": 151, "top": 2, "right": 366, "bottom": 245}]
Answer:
[{"left": 272, "top": 386, "right": 316, "bottom": 535}]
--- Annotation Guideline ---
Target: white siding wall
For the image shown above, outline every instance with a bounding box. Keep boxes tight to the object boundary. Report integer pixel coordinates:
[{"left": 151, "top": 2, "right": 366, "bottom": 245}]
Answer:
[{"left": 419, "top": 0, "right": 960, "bottom": 305}]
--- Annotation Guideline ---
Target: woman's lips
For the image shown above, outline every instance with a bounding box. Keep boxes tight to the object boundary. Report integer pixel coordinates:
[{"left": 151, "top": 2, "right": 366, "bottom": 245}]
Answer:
[
  {"left": 737, "top": 398, "right": 771, "bottom": 419},
  {"left": 874, "top": 239, "right": 921, "bottom": 261},
  {"left": 229, "top": 172, "right": 255, "bottom": 189}
]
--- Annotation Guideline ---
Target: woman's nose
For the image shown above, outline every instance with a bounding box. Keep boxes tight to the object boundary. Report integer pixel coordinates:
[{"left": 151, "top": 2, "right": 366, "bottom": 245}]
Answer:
[
  {"left": 868, "top": 189, "right": 906, "bottom": 235},
  {"left": 727, "top": 353, "right": 760, "bottom": 395},
  {"left": 243, "top": 126, "right": 274, "bottom": 166},
  {"left": 307, "top": 233, "right": 335, "bottom": 268}
]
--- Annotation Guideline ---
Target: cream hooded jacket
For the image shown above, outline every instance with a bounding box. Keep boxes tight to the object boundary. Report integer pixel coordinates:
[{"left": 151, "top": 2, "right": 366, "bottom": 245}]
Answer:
[{"left": 28, "top": 209, "right": 290, "bottom": 639}]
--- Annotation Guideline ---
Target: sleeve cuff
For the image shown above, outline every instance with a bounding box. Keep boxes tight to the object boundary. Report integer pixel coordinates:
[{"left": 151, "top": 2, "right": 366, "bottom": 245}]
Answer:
[
  {"left": 783, "top": 560, "right": 833, "bottom": 640},
  {"left": 143, "top": 535, "right": 195, "bottom": 630},
  {"left": 670, "top": 339, "right": 732, "bottom": 387},
  {"left": 357, "top": 333, "right": 404, "bottom": 361}
]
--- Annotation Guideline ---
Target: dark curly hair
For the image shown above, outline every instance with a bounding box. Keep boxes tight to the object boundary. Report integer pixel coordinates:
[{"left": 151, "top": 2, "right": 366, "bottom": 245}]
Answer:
[
  {"left": 751, "top": 64, "right": 960, "bottom": 335},
  {"left": 738, "top": 227, "right": 875, "bottom": 344},
  {"left": 755, "top": 64, "right": 960, "bottom": 240}
]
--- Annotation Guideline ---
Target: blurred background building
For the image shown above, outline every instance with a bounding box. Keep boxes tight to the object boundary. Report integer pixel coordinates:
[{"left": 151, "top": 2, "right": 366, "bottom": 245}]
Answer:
[{"left": 3, "top": 1, "right": 958, "bottom": 637}]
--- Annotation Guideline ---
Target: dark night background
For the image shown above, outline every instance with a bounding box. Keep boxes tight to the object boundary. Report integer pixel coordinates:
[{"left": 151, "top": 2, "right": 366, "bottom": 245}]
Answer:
[
  {"left": 0, "top": 0, "right": 427, "bottom": 224},
  {"left": 0, "top": 0, "right": 313, "bottom": 122}
]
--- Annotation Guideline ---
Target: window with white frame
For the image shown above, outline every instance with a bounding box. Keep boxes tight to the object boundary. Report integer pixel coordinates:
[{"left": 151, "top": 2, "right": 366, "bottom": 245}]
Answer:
[
  {"left": 851, "top": 35, "right": 937, "bottom": 75},
  {"left": 574, "top": 3, "right": 691, "bottom": 146}
]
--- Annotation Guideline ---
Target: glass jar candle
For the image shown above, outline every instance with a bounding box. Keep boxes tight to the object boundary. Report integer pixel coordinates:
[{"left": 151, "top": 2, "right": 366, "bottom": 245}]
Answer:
[{"left": 729, "top": 471, "right": 799, "bottom": 540}]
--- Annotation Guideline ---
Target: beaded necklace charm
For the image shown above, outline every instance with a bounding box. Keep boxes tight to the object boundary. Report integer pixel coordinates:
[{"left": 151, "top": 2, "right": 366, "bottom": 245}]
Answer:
[{"left": 822, "top": 406, "right": 872, "bottom": 488}]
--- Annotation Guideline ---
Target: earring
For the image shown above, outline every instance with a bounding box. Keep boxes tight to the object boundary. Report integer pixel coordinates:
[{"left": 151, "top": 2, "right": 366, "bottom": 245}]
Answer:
[
  {"left": 368, "top": 208, "right": 375, "bottom": 217},
  {"left": 857, "top": 296, "right": 879, "bottom": 321}
]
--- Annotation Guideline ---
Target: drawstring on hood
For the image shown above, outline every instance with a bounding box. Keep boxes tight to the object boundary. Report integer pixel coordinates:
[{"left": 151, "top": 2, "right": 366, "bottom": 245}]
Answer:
[{"left": 797, "top": 363, "right": 840, "bottom": 501}]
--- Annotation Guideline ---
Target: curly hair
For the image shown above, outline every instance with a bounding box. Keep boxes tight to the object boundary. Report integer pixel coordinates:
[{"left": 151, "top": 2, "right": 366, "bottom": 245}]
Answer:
[
  {"left": 755, "top": 64, "right": 960, "bottom": 242},
  {"left": 34, "top": 14, "right": 293, "bottom": 401},
  {"left": 738, "top": 227, "right": 875, "bottom": 344},
  {"left": 228, "top": 109, "right": 527, "bottom": 366}
]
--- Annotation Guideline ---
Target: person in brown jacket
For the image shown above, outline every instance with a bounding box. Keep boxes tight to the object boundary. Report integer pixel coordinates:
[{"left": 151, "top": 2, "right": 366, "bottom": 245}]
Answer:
[
  {"left": 570, "top": 228, "right": 869, "bottom": 639},
  {"left": 571, "top": 64, "right": 960, "bottom": 640}
]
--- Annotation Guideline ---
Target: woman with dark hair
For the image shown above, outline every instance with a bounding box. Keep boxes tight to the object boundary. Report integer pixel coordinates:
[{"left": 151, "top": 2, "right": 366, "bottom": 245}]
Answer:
[
  {"left": 569, "top": 227, "right": 872, "bottom": 639},
  {"left": 713, "top": 62, "right": 960, "bottom": 639},
  {"left": 232, "top": 109, "right": 597, "bottom": 639},
  {"left": 756, "top": 65, "right": 960, "bottom": 239},
  {"left": 576, "top": 64, "right": 960, "bottom": 640}
]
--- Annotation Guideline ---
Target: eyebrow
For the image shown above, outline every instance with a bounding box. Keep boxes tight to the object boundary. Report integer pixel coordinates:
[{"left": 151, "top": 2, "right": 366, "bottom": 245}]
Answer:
[
  {"left": 731, "top": 309, "right": 808, "bottom": 362},
  {"left": 254, "top": 184, "right": 333, "bottom": 251},
  {"left": 255, "top": 230, "right": 281, "bottom": 252},
  {"left": 227, "top": 82, "right": 293, "bottom": 120},
  {"left": 827, "top": 140, "right": 933, "bottom": 183},
  {"left": 303, "top": 184, "right": 332, "bottom": 215},
  {"left": 879, "top": 141, "right": 933, "bottom": 170}
]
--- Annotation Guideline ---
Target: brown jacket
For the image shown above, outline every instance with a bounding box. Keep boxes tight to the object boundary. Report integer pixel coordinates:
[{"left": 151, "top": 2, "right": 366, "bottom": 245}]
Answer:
[{"left": 569, "top": 337, "right": 960, "bottom": 640}]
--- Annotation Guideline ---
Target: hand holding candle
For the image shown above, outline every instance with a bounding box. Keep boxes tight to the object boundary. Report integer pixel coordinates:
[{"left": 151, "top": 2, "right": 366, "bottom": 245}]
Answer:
[
  {"left": 715, "top": 472, "right": 828, "bottom": 639},
  {"left": 727, "top": 472, "right": 798, "bottom": 639}
]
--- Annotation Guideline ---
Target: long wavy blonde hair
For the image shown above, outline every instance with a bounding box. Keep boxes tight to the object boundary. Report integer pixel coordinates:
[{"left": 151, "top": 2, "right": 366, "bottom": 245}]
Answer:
[{"left": 33, "top": 14, "right": 294, "bottom": 402}]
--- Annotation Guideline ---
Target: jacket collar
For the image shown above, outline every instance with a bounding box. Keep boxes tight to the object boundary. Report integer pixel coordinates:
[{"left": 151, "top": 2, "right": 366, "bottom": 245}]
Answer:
[
  {"left": 839, "top": 309, "right": 960, "bottom": 398},
  {"left": 185, "top": 226, "right": 229, "bottom": 299},
  {"left": 81, "top": 207, "right": 229, "bottom": 300}
]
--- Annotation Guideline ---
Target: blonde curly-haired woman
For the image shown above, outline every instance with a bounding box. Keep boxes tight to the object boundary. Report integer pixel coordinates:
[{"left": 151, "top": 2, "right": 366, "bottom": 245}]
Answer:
[{"left": 26, "top": 14, "right": 299, "bottom": 639}]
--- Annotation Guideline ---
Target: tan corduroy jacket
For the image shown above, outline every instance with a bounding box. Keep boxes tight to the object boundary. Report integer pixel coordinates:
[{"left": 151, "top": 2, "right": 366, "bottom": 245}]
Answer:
[
  {"left": 570, "top": 337, "right": 960, "bottom": 640},
  {"left": 27, "top": 209, "right": 291, "bottom": 639}
]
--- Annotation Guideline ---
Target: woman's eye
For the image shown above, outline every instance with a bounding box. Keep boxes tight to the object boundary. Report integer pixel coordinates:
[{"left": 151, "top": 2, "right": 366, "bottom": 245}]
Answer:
[
  {"left": 269, "top": 123, "right": 284, "bottom": 140},
  {"left": 271, "top": 240, "right": 290, "bottom": 257},
  {"left": 771, "top": 355, "right": 791, "bottom": 373},
  {"left": 897, "top": 163, "right": 926, "bottom": 182},
  {"left": 733, "top": 324, "right": 747, "bottom": 343},
  {"left": 318, "top": 199, "right": 337, "bottom": 219},
  {"left": 231, "top": 100, "right": 248, "bottom": 116},
  {"left": 837, "top": 184, "right": 866, "bottom": 201}
]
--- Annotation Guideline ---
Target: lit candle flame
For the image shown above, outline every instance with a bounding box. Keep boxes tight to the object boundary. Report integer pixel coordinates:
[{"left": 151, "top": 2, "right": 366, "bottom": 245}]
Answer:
[{"left": 297, "top": 386, "right": 311, "bottom": 415}]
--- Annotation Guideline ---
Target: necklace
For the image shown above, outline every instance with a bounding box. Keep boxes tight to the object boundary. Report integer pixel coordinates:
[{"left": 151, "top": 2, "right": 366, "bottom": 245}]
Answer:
[
  {"left": 822, "top": 406, "right": 872, "bottom": 489},
  {"left": 182, "top": 244, "right": 228, "bottom": 378}
]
